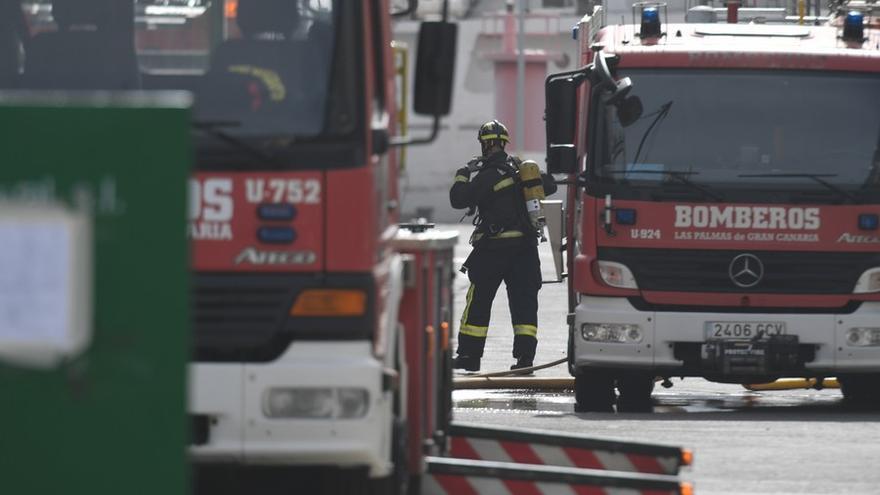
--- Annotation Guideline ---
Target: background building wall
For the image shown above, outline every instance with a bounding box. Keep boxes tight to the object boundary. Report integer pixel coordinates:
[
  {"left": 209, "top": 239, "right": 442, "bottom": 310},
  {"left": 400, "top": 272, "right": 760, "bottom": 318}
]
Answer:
[{"left": 394, "top": 2, "right": 582, "bottom": 222}]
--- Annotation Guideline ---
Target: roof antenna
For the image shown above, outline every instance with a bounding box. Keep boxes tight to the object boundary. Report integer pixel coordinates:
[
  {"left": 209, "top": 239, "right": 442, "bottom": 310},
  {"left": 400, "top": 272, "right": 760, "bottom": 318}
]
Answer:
[{"left": 621, "top": 15, "right": 631, "bottom": 44}]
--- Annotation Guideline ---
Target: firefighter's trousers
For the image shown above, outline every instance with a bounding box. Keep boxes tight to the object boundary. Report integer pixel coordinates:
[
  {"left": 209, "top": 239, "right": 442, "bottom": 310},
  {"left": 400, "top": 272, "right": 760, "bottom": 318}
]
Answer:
[{"left": 458, "top": 241, "right": 541, "bottom": 361}]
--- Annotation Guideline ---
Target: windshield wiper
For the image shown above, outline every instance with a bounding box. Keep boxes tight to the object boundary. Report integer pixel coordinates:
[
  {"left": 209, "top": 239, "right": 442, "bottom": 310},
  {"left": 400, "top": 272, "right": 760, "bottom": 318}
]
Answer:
[
  {"left": 192, "top": 120, "right": 277, "bottom": 165},
  {"left": 737, "top": 173, "right": 860, "bottom": 204},
  {"left": 631, "top": 100, "right": 673, "bottom": 165},
  {"left": 606, "top": 169, "right": 724, "bottom": 201}
]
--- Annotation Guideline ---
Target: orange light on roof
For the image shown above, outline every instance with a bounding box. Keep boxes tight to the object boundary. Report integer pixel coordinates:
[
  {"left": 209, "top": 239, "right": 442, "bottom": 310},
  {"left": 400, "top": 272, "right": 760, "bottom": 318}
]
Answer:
[
  {"left": 225, "top": 0, "right": 238, "bottom": 18},
  {"left": 681, "top": 448, "right": 694, "bottom": 466},
  {"left": 290, "top": 289, "right": 367, "bottom": 317}
]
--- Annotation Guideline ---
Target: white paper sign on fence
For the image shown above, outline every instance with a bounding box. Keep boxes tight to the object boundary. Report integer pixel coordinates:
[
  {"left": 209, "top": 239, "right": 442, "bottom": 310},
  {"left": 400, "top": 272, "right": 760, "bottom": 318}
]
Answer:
[{"left": 0, "top": 204, "right": 92, "bottom": 369}]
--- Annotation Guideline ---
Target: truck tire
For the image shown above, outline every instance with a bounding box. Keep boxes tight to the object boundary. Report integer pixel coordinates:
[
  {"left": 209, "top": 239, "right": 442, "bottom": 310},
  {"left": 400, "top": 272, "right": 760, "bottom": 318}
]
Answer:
[
  {"left": 195, "top": 465, "right": 368, "bottom": 495},
  {"left": 616, "top": 374, "right": 655, "bottom": 413},
  {"left": 839, "top": 374, "right": 879, "bottom": 407},
  {"left": 322, "top": 469, "right": 372, "bottom": 495},
  {"left": 574, "top": 368, "right": 616, "bottom": 412}
]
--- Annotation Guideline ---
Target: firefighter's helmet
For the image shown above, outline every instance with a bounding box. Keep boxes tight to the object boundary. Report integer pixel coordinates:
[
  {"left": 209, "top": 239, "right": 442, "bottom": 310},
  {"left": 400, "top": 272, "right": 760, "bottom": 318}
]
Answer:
[{"left": 478, "top": 120, "right": 510, "bottom": 144}]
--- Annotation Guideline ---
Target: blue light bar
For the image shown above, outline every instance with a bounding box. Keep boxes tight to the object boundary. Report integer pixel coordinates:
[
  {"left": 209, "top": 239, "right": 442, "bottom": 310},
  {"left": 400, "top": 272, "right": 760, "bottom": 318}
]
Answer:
[
  {"left": 859, "top": 213, "right": 879, "bottom": 231},
  {"left": 258, "top": 226, "right": 297, "bottom": 244},
  {"left": 640, "top": 6, "right": 662, "bottom": 38},
  {"left": 843, "top": 10, "right": 865, "bottom": 42},
  {"left": 258, "top": 203, "right": 297, "bottom": 221},
  {"left": 615, "top": 208, "right": 637, "bottom": 225}
]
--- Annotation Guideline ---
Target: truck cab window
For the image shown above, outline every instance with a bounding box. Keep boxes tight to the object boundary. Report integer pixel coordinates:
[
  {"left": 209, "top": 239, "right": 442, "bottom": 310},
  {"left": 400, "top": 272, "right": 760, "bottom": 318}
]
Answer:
[
  {"left": 7, "top": 0, "right": 349, "bottom": 150},
  {"left": 22, "top": 0, "right": 140, "bottom": 90},
  {"left": 197, "top": 0, "right": 334, "bottom": 137},
  {"left": 593, "top": 70, "right": 880, "bottom": 201}
]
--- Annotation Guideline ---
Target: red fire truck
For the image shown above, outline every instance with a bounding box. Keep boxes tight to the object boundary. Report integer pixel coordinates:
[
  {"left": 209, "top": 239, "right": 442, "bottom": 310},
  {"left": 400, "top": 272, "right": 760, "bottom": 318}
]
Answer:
[
  {"left": 6, "top": 0, "right": 453, "bottom": 491},
  {"left": 544, "top": 0, "right": 880, "bottom": 413},
  {"left": 165, "top": 1, "right": 463, "bottom": 493}
]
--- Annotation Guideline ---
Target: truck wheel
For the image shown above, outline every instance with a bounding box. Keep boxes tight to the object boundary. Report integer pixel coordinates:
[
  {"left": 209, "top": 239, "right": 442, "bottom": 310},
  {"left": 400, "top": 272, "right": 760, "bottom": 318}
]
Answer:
[
  {"left": 574, "top": 368, "right": 616, "bottom": 412},
  {"left": 616, "top": 374, "right": 655, "bottom": 413},
  {"left": 316, "top": 468, "right": 372, "bottom": 495},
  {"left": 839, "top": 374, "right": 879, "bottom": 408}
]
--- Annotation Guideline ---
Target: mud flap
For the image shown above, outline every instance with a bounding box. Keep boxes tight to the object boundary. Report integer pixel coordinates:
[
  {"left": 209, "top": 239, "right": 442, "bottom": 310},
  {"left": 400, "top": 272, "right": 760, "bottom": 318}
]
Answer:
[
  {"left": 447, "top": 422, "right": 689, "bottom": 475},
  {"left": 423, "top": 457, "right": 688, "bottom": 494}
]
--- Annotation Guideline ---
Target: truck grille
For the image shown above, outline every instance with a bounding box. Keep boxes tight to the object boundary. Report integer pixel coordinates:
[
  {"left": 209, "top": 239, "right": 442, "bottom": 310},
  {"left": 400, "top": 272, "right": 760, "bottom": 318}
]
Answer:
[
  {"left": 597, "top": 248, "right": 880, "bottom": 294},
  {"left": 192, "top": 273, "right": 375, "bottom": 362},
  {"left": 193, "top": 274, "right": 297, "bottom": 362}
]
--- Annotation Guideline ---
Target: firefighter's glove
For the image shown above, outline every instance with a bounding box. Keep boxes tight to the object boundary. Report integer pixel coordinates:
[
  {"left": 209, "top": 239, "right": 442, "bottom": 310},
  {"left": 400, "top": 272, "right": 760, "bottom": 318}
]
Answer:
[{"left": 466, "top": 157, "right": 483, "bottom": 173}]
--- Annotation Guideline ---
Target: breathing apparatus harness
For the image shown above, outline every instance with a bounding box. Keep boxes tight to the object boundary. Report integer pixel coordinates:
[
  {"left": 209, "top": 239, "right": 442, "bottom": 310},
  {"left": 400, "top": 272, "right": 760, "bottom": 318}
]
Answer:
[{"left": 460, "top": 154, "right": 543, "bottom": 243}]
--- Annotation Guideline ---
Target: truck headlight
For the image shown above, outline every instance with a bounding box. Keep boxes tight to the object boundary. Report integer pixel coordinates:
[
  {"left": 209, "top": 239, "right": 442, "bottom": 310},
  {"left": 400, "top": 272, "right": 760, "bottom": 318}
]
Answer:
[
  {"left": 845, "top": 327, "right": 880, "bottom": 347},
  {"left": 337, "top": 388, "right": 370, "bottom": 419},
  {"left": 853, "top": 268, "right": 880, "bottom": 294},
  {"left": 596, "top": 261, "right": 639, "bottom": 289},
  {"left": 263, "top": 388, "right": 370, "bottom": 419},
  {"left": 581, "top": 323, "right": 643, "bottom": 343}
]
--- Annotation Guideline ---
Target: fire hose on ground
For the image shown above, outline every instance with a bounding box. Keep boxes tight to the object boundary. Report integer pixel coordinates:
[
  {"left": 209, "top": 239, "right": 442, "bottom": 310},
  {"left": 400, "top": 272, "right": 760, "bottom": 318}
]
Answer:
[
  {"left": 455, "top": 363, "right": 670, "bottom": 390},
  {"left": 452, "top": 358, "right": 842, "bottom": 391},
  {"left": 454, "top": 358, "right": 573, "bottom": 390},
  {"left": 743, "top": 378, "right": 840, "bottom": 391}
]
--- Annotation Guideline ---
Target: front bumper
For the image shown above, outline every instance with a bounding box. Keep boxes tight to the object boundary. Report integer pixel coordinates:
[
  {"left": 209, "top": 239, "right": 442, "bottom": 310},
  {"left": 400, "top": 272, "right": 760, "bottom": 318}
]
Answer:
[
  {"left": 572, "top": 296, "right": 880, "bottom": 375},
  {"left": 188, "top": 341, "right": 393, "bottom": 477}
]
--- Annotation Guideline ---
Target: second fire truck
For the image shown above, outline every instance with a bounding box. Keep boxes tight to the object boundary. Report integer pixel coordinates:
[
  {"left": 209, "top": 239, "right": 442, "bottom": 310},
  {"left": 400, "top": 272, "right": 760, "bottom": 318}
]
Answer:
[{"left": 545, "top": 0, "right": 880, "bottom": 412}]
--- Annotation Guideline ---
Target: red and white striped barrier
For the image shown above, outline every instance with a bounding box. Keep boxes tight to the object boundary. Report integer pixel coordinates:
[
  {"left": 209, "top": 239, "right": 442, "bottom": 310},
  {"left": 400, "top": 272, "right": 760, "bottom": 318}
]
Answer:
[
  {"left": 447, "top": 423, "right": 691, "bottom": 476},
  {"left": 423, "top": 457, "right": 692, "bottom": 495}
]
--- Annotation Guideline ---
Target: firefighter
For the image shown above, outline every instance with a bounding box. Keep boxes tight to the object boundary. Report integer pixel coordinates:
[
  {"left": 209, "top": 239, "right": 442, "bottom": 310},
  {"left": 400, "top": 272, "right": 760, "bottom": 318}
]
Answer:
[{"left": 450, "top": 120, "right": 557, "bottom": 373}]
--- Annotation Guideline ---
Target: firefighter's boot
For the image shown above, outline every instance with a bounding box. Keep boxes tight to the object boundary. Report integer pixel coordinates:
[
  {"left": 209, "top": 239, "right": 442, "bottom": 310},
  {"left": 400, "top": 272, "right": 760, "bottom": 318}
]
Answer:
[
  {"left": 510, "top": 335, "right": 537, "bottom": 375},
  {"left": 454, "top": 334, "right": 485, "bottom": 372},
  {"left": 509, "top": 357, "right": 534, "bottom": 375},
  {"left": 453, "top": 355, "right": 481, "bottom": 372}
]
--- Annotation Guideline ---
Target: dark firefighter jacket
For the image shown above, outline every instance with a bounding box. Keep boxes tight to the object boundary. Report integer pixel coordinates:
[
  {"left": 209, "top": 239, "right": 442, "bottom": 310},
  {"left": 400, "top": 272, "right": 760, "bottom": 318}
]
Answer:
[{"left": 450, "top": 150, "right": 557, "bottom": 248}]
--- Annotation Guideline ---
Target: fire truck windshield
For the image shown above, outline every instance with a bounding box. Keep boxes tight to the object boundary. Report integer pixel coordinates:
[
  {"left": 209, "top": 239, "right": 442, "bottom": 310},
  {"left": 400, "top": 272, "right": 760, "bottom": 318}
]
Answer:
[
  {"left": 595, "top": 69, "right": 880, "bottom": 201},
  {"left": 6, "top": 0, "right": 349, "bottom": 155}
]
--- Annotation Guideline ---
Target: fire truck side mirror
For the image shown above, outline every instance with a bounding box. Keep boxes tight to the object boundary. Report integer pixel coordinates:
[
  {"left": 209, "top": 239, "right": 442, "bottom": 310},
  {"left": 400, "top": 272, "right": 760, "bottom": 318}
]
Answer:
[
  {"left": 548, "top": 145, "right": 578, "bottom": 174},
  {"left": 413, "top": 22, "right": 458, "bottom": 116},
  {"left": 616, "top": 96, "right": 643, "bottom": 127},
  {"left": 545, "top": 75, "right": 581, "bottom": 174}
]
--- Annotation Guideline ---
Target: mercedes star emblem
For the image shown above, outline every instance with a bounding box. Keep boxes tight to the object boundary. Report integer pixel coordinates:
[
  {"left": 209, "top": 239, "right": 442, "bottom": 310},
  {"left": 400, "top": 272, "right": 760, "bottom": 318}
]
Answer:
[{"left": 728, "top": 253, "right": 764, "bottom": 288}]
